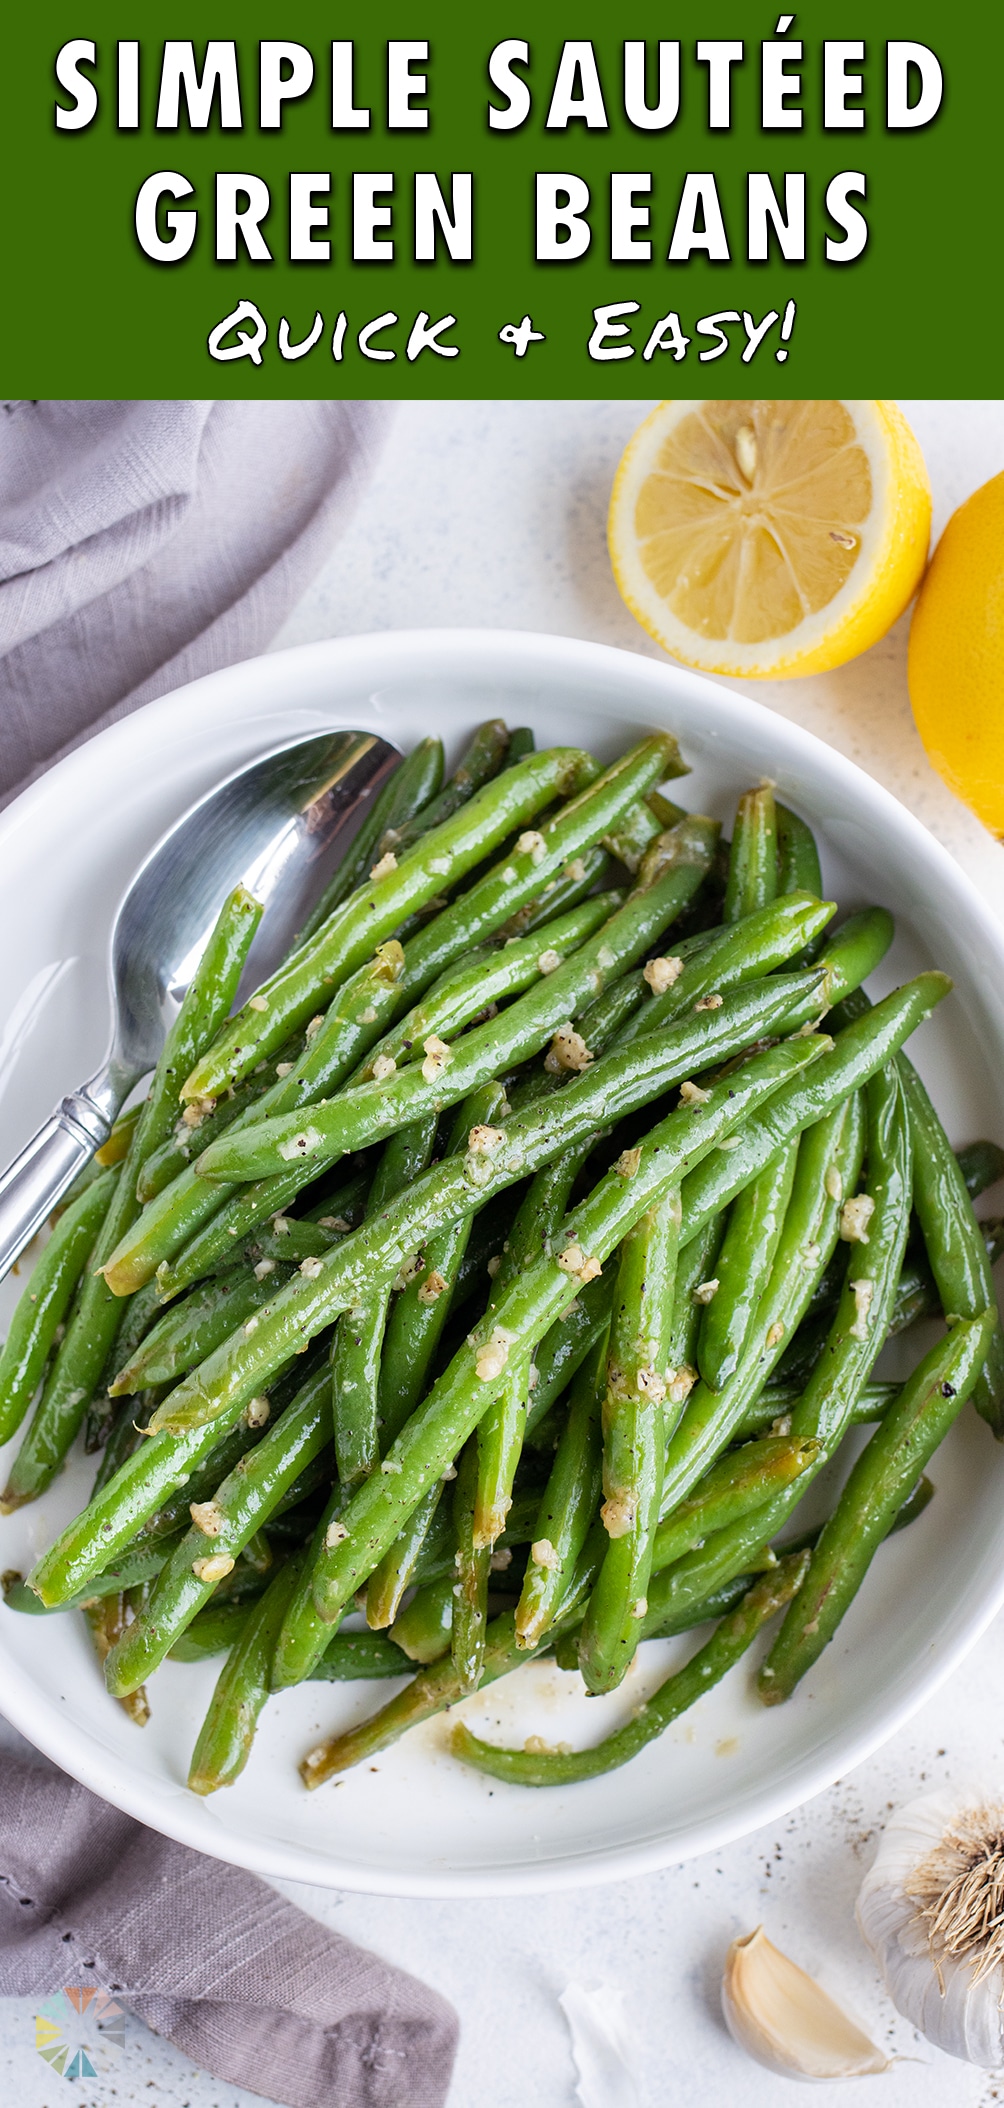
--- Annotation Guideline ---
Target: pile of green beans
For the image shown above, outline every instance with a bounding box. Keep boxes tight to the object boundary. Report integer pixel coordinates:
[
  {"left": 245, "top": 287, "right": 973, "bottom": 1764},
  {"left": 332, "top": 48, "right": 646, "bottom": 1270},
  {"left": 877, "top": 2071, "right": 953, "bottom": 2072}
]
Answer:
[{"left": 1, "top": 735, "right": 999, "bottom": 1801}]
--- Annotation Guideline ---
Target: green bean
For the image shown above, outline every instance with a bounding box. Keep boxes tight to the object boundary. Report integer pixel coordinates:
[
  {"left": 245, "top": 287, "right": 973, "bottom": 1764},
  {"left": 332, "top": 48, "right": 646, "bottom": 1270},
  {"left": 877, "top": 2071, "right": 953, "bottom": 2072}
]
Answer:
[
  {"left": 675, "top": 970, "right": 943, "bottom": 1251},
  {"left": 310, "top": 1630, "right": 413, "bottom": 1681},
  {"left": 450, "top": 1436, "right": 491, "bottom": 1691},
  {"left": 660, "top": 1063, "right": 913, "bottom": 1625},
  {"left": 84, "top": 1594, "right": 150, "bottom": 1727},
  {"left": 620, "top": 891, "right": 833, "bottom": 1048},
  {"left": 724, "top": 784, "right": 778, "bottom": 924},
  {"left": 892, "top": 1220, "right": 1004, "bottom": 1334},
  {"left": 513, "top": 1335, "right": 606, "bottom": 1652},
  {"left": 603, "top": 798, "right": 666, "bottom": 873},
  {"left": 898, "top": 1058, "right": 1004, "bottom": 1436},
  {"left": 0, "top": 1169, "right": 119, "bottom": 1446},
  {"left": 733, "top": 1380, "right": 902, "bottom": 1441},
  {"left": 169, "top": 1599, "right": 253, "bottom": 1660},
  {"left": 450, "top": 1548, "right": 809, "bottom": 1787},
  {"left": 110, "top": 1265, "right": 294, "bottom": 1395},
  {"left": 331, "top": 1110, "right": 440, "bottom": 1487},
  {"left": 661, "top": 1213, "right": 725, "bottom": 1427},
  {"left": 269, "top": 1484, "right": 348, "bottom": 1690},
  {"left": 188, "top": 1552, "right": 305, "bottom": 1793},
  {"left": 180, "top": 746, "right": 609, "bottom": 1103},
  {"left": 496, "top": 846, "right": 612, "bottom": 940},
  {"left": 24, "top": 997, "right": 852, "bottom": 1608},
  {"left": 297, "top": 737, "right": 444, "bottom": 948},
  {"left": 2, "top": 1531, "right": 184, "bottom": 1615},
  {"left": 109, "top": 739, "right": 682, "bottom": 1295},
  {"left": 759, "top": 1310, "right": 994, "bottom": 1703},
  {"left": 577, "top": 1192, "right": 680, "bottom": 1694},
  {"left": 85, "top": 1278, "right": 165, "bottom": 1453},
  {"left": 381, "top": 721, "right": 512, "bottom": 859},
  {"left": 473, "top": 1142, "right": 594, "bottom": 1545},
  {"left": 346, "top": 894, "right": 618, "bottom": 1085},
  {"left": 697, "top": 1142, "right": 799, "bottom": 1392},
  {"left": 192, "top": 817, "right": 719, "bottom": 1184},
  {"left": 524, "top": 1271, "right": 617, "bottom": 1443},
  {"left": 389, "top": 1574, "right": 455, "bottom": 1662},
  {"left": 658, "top": 1092, "right": 868, "bottom": 1517},
  {"left": 776, "top": 804, "right": 823, "bottom": 902},
  {"left": 365, "top": 1483, "right": 446, "bottom": 1630},
  {"left": 2, "top": 888, "right": 262, "bottom": 1508},
  {"left": 957, "top": 1141, "right": 1004, "bottom": 1201},
  {"left": 101, "top": 1366, "right": 332, "bottom": 1693},
  {"left": 651, "top": 1434, "right": 821, "bottom": 1570}
]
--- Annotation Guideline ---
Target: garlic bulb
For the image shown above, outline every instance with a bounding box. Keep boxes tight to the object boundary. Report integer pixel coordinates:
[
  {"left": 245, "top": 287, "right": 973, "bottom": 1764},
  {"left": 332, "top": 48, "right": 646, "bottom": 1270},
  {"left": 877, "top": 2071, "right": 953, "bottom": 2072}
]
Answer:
[
  {"left": 722, "top": 1925, "right": 890, "bottom": 2080},
  {"left": 858, "top": 1787, "right": 1004, "bottom": 2065}
]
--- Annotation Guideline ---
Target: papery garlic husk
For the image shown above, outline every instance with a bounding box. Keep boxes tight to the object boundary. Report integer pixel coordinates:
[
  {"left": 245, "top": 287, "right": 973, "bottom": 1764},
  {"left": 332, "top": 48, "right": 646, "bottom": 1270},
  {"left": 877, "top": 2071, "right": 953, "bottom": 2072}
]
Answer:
[
  {"left": 722, "top": 1925, "right": 891, "bottom": 2080},
  {"left": 857, "top": 1787, "right": 1004, "bottom": 2065}
]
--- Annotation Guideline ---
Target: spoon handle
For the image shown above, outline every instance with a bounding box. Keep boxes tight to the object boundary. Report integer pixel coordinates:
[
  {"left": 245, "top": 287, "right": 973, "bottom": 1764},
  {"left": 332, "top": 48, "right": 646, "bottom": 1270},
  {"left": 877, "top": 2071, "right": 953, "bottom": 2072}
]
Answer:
[{"left": 0, "top": 1091, "right": 113, "bottom": 1283}]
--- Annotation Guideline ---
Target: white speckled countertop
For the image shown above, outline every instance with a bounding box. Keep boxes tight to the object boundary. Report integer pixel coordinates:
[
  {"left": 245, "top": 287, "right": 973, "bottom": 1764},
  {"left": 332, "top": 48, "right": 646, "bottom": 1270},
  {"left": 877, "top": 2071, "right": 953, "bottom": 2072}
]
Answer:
[{"left": 4, "top": 399, "right": 1004, "bottom": 2108}]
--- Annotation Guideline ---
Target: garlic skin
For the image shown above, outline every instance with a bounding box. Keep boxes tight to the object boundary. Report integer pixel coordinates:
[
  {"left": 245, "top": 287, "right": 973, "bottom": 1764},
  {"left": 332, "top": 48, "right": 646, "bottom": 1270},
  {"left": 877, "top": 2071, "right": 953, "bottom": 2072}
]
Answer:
[
  {"left": 857, "top": 1787, "right": 1004, "bottom": 2066},
  {"left": 722, "top": 1925, "right": 890, "bottom": 2080}
]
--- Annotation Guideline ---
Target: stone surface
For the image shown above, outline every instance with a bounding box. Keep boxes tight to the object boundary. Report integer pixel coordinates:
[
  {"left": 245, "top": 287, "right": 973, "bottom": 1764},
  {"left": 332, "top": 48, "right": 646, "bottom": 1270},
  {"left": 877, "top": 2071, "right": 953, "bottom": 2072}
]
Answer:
[{"left": 4, "top": 397, "right": 1004, "bottom": 2108}]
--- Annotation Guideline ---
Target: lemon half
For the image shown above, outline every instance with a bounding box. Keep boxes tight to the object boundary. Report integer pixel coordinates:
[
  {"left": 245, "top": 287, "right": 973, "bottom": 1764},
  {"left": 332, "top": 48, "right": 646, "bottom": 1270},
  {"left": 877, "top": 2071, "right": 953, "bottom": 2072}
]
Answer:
[
  {"left": 909, "top": 470, "right": 1004, "bottom": 838},
  {"left": 609, "top": 399, "right": 931, "bottom": 679}
]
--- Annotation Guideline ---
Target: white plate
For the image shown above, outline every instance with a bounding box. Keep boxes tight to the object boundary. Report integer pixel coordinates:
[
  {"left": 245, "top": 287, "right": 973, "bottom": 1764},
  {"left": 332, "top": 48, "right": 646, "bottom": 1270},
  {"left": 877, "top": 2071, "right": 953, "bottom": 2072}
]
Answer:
[{"left": 1, "top": 629, "right": 1003, "bottom": 1899}]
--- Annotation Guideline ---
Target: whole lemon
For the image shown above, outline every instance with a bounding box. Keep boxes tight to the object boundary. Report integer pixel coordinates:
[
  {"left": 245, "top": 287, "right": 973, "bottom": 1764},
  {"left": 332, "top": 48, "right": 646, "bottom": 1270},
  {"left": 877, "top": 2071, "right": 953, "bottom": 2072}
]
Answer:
[{"left": 909, "top": 471, "right": 1004, "bottom": 836}]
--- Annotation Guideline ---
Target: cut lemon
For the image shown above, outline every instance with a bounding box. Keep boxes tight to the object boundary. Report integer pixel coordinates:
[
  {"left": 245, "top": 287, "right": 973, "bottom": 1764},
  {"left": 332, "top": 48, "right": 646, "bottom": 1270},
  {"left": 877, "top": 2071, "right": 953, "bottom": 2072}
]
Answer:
[
  {"left": 608, "top": 399, "right": 931, "bottom": 679},
  {"left": 909, "top": 469, "right": 1004, "bottom": 838}
]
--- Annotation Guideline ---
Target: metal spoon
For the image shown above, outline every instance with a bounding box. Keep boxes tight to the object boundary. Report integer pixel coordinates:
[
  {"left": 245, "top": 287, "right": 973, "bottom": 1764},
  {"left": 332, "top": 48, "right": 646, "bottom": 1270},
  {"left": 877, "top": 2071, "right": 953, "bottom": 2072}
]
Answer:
[{"left": 0, "top": 727, "right": 401, "bottom": 1281}]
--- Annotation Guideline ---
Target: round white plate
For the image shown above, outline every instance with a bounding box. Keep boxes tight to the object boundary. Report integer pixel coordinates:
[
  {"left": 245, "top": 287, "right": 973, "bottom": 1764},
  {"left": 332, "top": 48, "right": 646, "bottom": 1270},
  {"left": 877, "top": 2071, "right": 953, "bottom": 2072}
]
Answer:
[{"left": 1, "top": 629, "right": 1003, "bottom": 1898}]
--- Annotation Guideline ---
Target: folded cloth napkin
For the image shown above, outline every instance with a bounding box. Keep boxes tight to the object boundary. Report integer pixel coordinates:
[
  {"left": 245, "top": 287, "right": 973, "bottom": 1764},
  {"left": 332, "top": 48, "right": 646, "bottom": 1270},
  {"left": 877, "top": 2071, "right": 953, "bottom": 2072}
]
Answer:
[
  {"left": 0, "top": 397, "right": 390, "bottom": 803},
  {"left": 0, "top": 1751, "right": 457, "bottom": 2107}
]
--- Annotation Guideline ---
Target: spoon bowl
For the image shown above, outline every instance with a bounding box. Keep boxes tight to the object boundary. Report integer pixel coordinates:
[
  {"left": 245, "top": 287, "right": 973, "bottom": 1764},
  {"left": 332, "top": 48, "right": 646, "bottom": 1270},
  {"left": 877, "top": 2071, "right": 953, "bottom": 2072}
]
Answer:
[{"left": 0, "top": 726, "right": 400, "bottom": 1280}]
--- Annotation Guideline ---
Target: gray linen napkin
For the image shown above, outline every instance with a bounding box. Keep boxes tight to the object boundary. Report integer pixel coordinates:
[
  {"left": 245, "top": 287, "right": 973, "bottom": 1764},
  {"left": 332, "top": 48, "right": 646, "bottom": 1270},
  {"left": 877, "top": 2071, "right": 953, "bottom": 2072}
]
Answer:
[
  {"left": 0, "top": 1753, "right": 457, "bottom": 2107},
  {"left": 0, "top": 397, "right": 390, "bottom": 802}
]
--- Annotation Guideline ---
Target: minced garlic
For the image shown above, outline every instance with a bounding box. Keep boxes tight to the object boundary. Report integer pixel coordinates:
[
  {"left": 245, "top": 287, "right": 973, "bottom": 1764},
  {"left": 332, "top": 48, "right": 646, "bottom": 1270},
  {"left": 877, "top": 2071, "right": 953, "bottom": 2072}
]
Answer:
[
  {"left": 371, "top": 1054, "right": 397, "bottom": 1082},
  {"left": 841, "top": 1194, "right": 876, "bottom": 1244},
  {"left": 679, "top": 1079, "right": 711, "bottom": 1106},
  {"left": 695, "top": 992, "right": 724, "bottom": 1012},
  {"left": 468, "top": 1124, "right": 505, "bottom": 1155},
  {"left": 248, "top": 994, "right": 269, "bottom": 1013},
  {"left": 644, "top": 955, "right": 683, "bottom": 995},
  {"left": 278, "top": 1126, "right": 323, "bottom": 1161},
  {"left": 421, "top": 1034, "right": 452, "bottom": 1082},
  {"left": 190, "top": 1499, "right": 222, "bottom": 1537},
  {"left": 418, "top": 1270, "right": 448, "bottom": 1304},
  {"left": 475, "top": 1327, "right": 512, "bottom": 1381},
  {"left": 299, "top": 1255, "right": 323, "bottom": 1279},
  {"left": 616, "top": 1146, "right": 641, "bottom": 1178},
  {"left": 537, "top": 948, "right": 562, "bottom": 975},
  {"left": 849, "top": 1278, "right": 874, "bottom": 1340},
  {"left": 192, "top": 1553, "right": 234, "bottom": 1583},
  {"left": 531, "top": 1538, "right": 561, "bottom": 1570},
  {"left": 544, "top": 1025, "right": 592, "bottom": 1074},
  {"left": 369, "top": 850, "right": 398, "bottom": 880},
  {"left": 517, "top": 829, "right": 547, "bottom": 865}
]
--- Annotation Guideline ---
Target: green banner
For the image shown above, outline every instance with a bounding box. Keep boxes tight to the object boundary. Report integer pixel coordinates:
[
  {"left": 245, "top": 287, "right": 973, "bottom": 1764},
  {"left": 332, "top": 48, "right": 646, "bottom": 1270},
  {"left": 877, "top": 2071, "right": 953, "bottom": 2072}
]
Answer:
[{"left": 1, "top": 3, "right": 992, "bottom": 394}]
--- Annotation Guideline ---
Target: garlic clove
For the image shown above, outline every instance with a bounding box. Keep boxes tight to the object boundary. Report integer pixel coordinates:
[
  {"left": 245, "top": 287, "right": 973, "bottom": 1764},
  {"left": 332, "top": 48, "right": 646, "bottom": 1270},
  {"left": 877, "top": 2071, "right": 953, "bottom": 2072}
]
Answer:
[
  {"left": 857, "top": 1788, "right": 1004, "bottom": 2067},
  {"left": 722, "top": 1925, "right": 891, "bottom": 2080}
]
